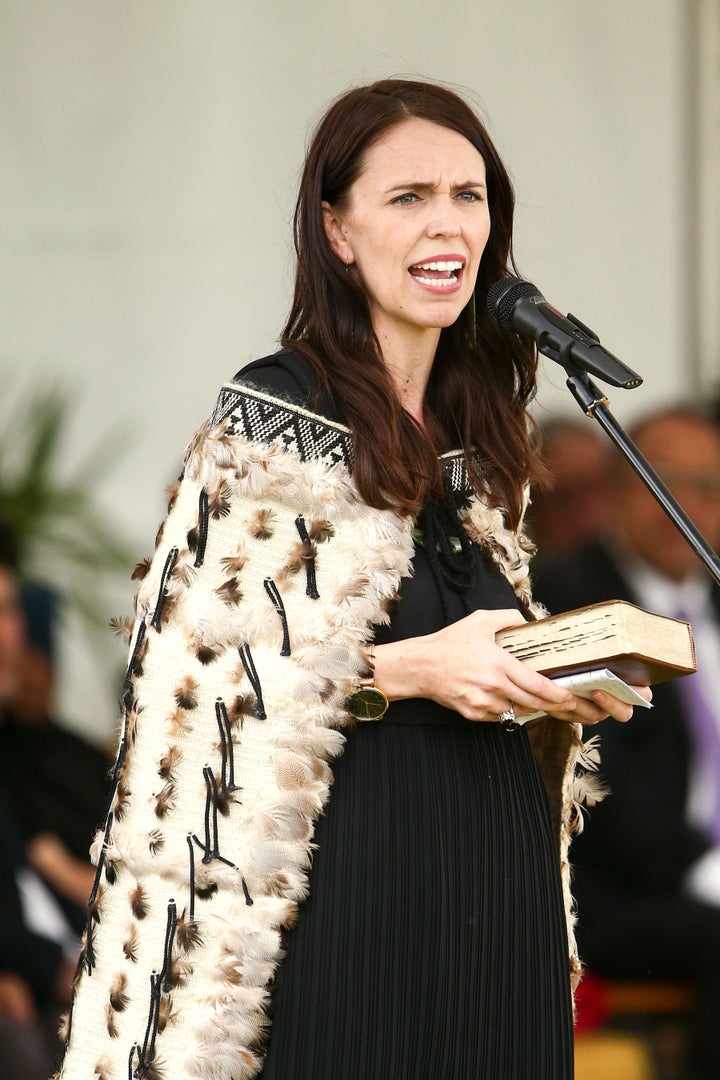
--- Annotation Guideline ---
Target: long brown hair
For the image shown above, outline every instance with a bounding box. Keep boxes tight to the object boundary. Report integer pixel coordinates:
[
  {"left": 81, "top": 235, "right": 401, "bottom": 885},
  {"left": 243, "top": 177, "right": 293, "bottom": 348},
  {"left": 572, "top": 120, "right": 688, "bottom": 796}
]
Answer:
[{"left": 282, "top": 78, "right": 542, "bottom": 528}]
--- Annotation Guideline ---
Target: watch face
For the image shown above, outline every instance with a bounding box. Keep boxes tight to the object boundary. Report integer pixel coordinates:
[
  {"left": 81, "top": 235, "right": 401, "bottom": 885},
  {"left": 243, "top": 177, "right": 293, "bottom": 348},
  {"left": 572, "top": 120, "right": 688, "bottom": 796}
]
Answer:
[{"left": 348, "top": 685, "right": 388, "bottom": 721}]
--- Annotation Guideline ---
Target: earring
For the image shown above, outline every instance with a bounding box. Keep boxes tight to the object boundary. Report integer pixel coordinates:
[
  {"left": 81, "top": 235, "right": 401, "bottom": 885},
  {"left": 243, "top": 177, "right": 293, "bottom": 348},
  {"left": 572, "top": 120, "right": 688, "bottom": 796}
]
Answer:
[{"left": 468, "top": 290, "right": 477, "bottom": 345}]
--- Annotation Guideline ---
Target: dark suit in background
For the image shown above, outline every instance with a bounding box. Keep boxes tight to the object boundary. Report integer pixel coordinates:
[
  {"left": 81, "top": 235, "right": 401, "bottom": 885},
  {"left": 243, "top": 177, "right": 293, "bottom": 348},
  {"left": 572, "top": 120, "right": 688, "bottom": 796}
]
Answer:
[{"left": 532, "top": 404, "right": 720, "bottom": 1080}]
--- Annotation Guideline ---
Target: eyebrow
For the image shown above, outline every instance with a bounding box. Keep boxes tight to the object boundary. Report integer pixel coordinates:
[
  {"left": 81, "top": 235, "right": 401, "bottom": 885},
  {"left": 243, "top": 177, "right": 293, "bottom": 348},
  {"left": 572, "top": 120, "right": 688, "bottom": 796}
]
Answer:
[{"left": 385, "top": 179, "right": 487, "bottom": 195}]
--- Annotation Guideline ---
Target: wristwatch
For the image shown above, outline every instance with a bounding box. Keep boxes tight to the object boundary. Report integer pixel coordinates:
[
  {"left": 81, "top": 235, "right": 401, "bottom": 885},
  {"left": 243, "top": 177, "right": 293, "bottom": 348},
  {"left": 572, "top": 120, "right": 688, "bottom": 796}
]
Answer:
[{"left": 347, "top": 674, "right": 389, "bottom": 721}]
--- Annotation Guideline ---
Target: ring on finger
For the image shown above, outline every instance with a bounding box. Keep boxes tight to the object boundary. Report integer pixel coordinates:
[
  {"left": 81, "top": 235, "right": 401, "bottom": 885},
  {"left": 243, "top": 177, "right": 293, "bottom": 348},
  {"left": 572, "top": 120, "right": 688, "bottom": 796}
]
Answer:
[{"left": 498, "top": 703, "right": 517, "bottom": 732}]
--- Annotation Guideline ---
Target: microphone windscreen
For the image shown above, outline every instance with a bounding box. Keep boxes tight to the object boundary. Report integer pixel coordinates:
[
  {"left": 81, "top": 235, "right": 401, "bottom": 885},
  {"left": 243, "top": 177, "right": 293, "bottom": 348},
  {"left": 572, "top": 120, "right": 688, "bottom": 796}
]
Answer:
[{"left": 486, "top": 277, "right": 539, "bottom": 329}]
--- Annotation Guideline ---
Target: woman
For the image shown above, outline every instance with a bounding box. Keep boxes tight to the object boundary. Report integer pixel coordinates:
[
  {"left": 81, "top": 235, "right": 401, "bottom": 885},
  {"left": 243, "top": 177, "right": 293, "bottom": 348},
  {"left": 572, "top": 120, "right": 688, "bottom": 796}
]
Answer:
[{"left": 58, "top": 79, "right": 643, "bottom": 1080}]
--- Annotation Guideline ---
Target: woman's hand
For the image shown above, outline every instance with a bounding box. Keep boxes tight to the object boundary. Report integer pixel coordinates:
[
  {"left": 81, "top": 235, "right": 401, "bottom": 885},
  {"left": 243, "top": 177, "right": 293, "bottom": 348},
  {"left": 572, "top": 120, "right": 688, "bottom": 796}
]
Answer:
[
  {"left": 560, "top": 683, "right": 652, "bottom": 726},
  {"left": 372, "top": 608, "right": 652, "bottom": 725}
]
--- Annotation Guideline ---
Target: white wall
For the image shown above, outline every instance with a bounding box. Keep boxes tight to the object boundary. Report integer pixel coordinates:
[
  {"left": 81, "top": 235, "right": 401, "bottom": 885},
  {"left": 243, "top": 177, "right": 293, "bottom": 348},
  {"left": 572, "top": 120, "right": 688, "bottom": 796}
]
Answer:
[{"left": 0, "top": 0, "right": 697, "bottom": 744}]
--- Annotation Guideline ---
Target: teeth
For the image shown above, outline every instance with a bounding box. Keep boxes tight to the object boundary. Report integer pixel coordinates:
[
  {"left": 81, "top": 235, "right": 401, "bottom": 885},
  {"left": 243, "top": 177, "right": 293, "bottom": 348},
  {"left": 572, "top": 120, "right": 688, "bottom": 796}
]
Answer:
[
  {"left": 413, "top": 260, "right": 463, "bottom": 272},
  {"left": 413, "top": 276, "right": 458, "bottom": 288}
]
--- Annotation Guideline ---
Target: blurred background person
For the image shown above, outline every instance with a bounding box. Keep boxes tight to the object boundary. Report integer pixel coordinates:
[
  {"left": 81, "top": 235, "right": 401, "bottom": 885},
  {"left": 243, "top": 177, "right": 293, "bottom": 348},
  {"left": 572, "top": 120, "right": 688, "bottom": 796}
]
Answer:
[
  {"left": 0, "top": 522, "right": 110, "bottom": 931},
  {"left": 0, "top": 523, "right": 111, "bottom": 1076},
  {"left": 526, "top": 417, "right": 612, "bottom": 566},
  {"left": 532, "top": 404, "right": 720, "bottom": 1080}
]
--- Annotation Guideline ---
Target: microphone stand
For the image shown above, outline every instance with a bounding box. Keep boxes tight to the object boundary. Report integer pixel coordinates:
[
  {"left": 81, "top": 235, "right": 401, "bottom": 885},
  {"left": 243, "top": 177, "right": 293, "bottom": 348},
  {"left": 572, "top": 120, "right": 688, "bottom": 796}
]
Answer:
[{"left": 558, "top": 363, "right": 720, "bottom": 589}]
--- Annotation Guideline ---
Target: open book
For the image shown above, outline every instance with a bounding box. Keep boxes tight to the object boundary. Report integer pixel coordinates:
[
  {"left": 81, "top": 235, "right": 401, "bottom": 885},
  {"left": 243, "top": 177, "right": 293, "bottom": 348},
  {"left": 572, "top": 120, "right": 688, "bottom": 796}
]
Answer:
[{"left": 495, "top": 600, "right": 696, "bottom": 685}]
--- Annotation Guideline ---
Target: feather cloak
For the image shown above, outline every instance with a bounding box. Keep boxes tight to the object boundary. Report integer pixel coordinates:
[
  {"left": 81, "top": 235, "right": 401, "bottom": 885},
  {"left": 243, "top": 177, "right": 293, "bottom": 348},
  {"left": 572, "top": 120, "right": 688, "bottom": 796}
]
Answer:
[{"left": 57, "top": 379, "right": 591, "bottom": 1080}]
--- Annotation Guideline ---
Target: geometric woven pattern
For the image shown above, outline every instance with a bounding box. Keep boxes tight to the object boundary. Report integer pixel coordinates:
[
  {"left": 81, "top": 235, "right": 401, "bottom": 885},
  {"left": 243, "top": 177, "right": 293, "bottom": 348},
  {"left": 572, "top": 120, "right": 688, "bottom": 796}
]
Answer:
[{"left": 211, "top": 382, "right": 354, "bottom": 471}]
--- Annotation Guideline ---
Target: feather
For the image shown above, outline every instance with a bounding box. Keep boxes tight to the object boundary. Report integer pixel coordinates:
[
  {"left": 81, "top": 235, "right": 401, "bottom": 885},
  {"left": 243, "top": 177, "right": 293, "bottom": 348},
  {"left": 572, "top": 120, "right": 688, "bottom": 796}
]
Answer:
[
  {"left": 228, "top": 694, "right": 253, "bottom": 724},
  {"left": 194, "top": 642, "right": 221, "bottom": 665},
  {"left": 217, "top": 788, "right": 238, "bottom": 817},
  {"left": 187, "top": 525, "right": 199, "bottom": 553},
  {"left": 90, "top": 884, "right": 105, "bottom": 924},
  {"left": 174, "top": 676, "right": 199, "bottom": 710},
  {"left": 249, "top": 507, "right": 275, "bottom": 540},
  {"left": 109, "top": 615, "right": 134, "bottom": 642},
  {"left": 94, "top": 1056, "right": 112, "bottom": 1080},
  {"left": 105, "top": 1002, "right": 119, "bottom": 1037},
  {"left": 155, "top": 520, "right": 165, "bottom": 549},
  {"left": 131, "top": 558, "right": 152, "bottom": 582},
  {"left": 141, "top": 1062, "right": 165, "bottom": 1080},
  {"left": 333, "top": 572, "right": 370, "bottom": 602},
  {"left": 208, "top": 480, "right": 232, "bottom": 519},
  {"left": 194, "top": 878, "right": 218, "bottom": 901},
  {"left": 130, "top": 883, "right": 149, "bottom": 920},
  {"left": 176, "top": 910, "right": 203, "bottom": 952},
  {"left": 125, "top": 701, "right": 141, "bottom": 745},
  {"left": 215, "top": 577, "right": 243, "bottom": 606},
  {"left": 174, "top": 560, "right": 197, "bottom": 588},
  {"left": 167, "top": 708, "right": 193, "bottom": 737},
  {"left": 308, "top": 518, "right": 335, "bottom": 543},
  {"left": 578, "top": 733, "right": 602, "bottom": 771},
  {"left": 154, "top": 781, "right": 176, "bottom": 818},
  {"left": 220, "top": 551, "right": 247, "bottom": 574},
  {"left": 109, "top": 972, "right": 128, "bottom": 1012},
  {"left": 158, "top": 746, "right": 181, "bottom": 780},
  {"left": 158, "top": 995, "right": 175, "bottom": 1034},
  {"left": 72, "top": 954, "right": 84, "bottom": 990},
  {"left": 123, "top": 926, "right": 139, "bottom": 962},
  {"left": 89, "top": 828, "right": 105, "bottom": 866},
  {"left": 168, "top": 957, "right": 191, "bottom": 989},
  {"left": 148, "top": 829, "right": 165, "bottom": 856},
  {"left": 166, "top": 481, "right": 181, "bottom": 512},
  {"left": 104, "top": 860, "right": 117, "bottom": 884},
  {"left": 276, "top": 540, "right": 309, "bottom": 582},
  {"left": 58, "top": 1012, "right": 70, "bottom": 1043},
  {"left": 157, "top": 588, "right": 179, "bottom": 627},
  {"left": 111, "top": 777, "right": 130, "bottom": 819}
]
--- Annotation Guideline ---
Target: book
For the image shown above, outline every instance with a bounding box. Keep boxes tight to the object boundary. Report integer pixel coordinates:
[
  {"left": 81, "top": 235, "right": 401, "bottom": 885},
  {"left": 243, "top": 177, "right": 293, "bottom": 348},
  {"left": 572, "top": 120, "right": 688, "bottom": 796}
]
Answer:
[{"left": 495, "top": 600, "right": 696, "bottom": 685}]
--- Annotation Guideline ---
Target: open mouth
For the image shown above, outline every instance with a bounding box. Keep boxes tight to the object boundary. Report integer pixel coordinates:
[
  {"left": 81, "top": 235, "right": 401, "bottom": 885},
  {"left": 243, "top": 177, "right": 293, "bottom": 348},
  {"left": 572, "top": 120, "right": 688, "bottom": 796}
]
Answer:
[{"left": 408, "top": 259, "right": 464, "bottom": 289}]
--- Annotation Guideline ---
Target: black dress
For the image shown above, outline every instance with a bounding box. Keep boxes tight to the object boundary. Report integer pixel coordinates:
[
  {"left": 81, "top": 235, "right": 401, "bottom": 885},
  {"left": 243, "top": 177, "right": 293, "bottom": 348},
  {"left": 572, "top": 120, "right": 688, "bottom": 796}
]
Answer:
[{"left": 241, "top": 354, "right": 574, "bottom": 1080}]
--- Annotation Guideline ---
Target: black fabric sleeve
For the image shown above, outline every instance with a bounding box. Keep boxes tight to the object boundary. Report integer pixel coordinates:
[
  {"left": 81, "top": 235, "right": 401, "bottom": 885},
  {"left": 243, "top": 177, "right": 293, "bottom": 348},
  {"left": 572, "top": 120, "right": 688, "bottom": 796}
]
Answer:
[{"left": 233, "top": 347, "right": 341, "bottom": 423}]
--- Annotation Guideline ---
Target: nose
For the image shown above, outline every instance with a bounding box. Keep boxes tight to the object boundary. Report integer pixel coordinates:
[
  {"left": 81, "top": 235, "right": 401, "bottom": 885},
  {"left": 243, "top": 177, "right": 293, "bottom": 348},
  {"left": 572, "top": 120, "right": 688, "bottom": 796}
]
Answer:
[{"left": 426, "top": 197, "right": 462, "bottom": 239}]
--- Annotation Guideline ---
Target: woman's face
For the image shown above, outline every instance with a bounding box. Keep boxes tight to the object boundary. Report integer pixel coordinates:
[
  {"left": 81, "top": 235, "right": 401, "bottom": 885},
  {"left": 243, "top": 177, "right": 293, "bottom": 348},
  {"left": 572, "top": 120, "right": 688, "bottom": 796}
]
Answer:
[{"left": 323, "top": 117, "right": 491, "bottom": 348}]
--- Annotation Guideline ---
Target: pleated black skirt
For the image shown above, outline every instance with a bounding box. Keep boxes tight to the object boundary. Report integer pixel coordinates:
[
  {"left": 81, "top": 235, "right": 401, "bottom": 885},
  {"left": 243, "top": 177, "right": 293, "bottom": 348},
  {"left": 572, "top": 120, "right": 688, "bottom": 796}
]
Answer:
[{"left": 260, "top": 540, "right": 574, "bottom": 1080}]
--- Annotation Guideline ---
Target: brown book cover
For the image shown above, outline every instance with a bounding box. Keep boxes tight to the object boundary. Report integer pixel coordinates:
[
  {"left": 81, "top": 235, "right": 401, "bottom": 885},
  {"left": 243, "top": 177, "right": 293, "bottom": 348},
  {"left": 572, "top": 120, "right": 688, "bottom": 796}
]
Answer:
[{"left": 495, "top": 600, "right": 696, "bottom": 685}]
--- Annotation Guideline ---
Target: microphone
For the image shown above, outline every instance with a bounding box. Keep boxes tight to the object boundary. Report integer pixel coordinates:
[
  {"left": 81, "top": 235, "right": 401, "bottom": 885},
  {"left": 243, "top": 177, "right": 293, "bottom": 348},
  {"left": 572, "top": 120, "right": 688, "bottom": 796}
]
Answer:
[{"left": 486, "top": 276, "right": 643, "bottom": 390}]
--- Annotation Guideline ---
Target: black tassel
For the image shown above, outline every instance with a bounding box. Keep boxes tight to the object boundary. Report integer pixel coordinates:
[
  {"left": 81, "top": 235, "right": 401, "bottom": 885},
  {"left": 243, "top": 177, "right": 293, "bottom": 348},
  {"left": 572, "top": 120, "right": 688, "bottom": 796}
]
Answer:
[
  {"left": 150, "top": 547, "right": 179, "bottom": 631},
  {"left": 238, "top": 644, "right": 266, "bottom": 720},
  {"left": 215, "top": 698, "right": 237, "bottom": 795},
  {"left": 294, "top": 515, "right": 319, "bottom": 598},
  {"left": 263, "top": 577, "right": 291, "bottom": 656},
  {"left": 201, "top": 766, "right": 220, "bottom": 864},
  {"left": 160, "top": 900, "right": 177, "bottom": 994},
  {"left": 122, "top": 623, "right": 147, "bottom": 709},
  {"left": 194, "top": 488, "right": 210, "bottom": 568},
  {"left": 186, "top": 835, "right": 196, "bottom": 923}
]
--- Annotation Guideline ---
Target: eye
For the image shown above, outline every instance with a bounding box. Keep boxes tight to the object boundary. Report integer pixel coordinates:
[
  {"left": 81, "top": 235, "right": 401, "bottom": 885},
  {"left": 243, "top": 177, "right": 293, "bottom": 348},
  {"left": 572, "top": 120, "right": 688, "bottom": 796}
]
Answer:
[
  {"left": 456, "top": 190, "right": 485, "bottom": 203},
  {"left": 391, "top": 193, "right": 420, "bottom": 206}
]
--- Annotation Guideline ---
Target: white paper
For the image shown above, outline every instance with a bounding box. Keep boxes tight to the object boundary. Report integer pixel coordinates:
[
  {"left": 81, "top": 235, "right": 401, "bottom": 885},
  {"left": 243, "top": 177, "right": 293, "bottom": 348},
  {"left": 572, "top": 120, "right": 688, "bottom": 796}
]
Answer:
[{"left": 515, "top": 668, "right": 653, "bottom": 725}]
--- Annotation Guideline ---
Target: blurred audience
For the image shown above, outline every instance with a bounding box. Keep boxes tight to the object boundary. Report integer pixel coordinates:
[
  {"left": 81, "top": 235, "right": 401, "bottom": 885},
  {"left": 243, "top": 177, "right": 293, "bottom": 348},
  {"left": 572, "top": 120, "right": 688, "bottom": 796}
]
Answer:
[
  {"left": 0, "top": 523, "right": 110, "bottom": 926},
  {"left": 0, "top": 521, "right": 112, "bottom": 1076},
  {"left": 533, "top": 405, "right": 720, "bottom": 1080},
  {"left": 527, "top": 417, "right": 612, "bottom": 565}
]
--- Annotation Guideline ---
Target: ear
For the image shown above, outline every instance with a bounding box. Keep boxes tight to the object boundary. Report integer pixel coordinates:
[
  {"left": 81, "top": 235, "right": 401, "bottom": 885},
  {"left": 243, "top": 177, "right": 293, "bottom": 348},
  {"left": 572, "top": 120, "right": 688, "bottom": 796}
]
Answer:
[{"left": 322, "top": 201, "right": 354, "bottom": 265}]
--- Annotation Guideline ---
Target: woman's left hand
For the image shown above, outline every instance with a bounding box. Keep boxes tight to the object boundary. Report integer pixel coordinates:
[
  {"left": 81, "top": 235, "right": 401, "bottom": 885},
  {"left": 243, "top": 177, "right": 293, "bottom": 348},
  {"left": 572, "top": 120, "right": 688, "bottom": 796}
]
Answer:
[{"left": 540, "top": 683, "right": 653, "bottom": 725}]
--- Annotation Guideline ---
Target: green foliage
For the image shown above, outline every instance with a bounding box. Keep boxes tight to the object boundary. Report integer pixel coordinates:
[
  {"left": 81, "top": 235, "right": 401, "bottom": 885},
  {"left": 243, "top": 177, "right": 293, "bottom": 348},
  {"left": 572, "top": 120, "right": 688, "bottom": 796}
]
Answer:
[{"left": 0, "top": 383, "right": 133, "bottom": 631}]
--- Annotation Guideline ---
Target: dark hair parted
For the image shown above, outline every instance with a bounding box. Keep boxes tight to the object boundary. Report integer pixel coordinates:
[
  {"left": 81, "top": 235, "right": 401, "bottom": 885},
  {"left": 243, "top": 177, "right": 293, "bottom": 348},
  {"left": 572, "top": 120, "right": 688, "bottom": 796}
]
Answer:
[{"left": 282, "top": 78, "right": 542, "bottom": 528}]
